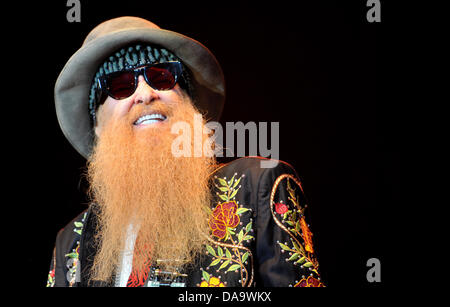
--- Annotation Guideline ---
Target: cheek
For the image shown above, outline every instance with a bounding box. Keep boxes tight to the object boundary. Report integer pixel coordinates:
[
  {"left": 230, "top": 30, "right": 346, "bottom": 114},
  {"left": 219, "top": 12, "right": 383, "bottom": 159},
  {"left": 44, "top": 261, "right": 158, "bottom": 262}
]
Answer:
[
  {"left": 99, "top": 98, "right": 133, "bottom": 121},
  {"left": 96, "top": 103, "right": 112, "bottom": 125},
  {"left": 163, "top": 87, "right": 190, "bottom": 106},
  {"left": 95, "top": 101, "right": 119, "bottom": 135}
]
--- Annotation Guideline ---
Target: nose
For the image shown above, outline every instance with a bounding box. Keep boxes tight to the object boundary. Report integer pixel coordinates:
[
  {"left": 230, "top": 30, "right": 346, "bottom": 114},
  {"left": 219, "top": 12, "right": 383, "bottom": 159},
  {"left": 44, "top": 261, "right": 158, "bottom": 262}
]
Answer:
[{"left": 133, "top": 75, "right": 160, "bottom": 105}]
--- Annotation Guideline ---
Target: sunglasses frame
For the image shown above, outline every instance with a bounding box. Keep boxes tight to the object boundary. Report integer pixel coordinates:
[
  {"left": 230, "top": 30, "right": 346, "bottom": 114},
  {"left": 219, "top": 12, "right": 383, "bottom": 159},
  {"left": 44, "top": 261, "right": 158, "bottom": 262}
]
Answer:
[{"left": 96, "top": 61, "right": 183, "bottom": 103}]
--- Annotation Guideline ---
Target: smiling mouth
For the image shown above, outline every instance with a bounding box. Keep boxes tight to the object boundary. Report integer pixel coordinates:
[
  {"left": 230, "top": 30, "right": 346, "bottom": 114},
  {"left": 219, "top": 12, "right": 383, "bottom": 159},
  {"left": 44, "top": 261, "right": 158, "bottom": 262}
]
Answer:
[{"left": 133, "top": 113, "right": 167, "bottom": 126}]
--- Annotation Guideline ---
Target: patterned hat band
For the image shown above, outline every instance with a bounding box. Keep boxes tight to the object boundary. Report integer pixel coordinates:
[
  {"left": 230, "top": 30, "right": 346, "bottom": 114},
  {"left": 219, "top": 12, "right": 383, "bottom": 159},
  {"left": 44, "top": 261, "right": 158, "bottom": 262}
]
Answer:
[{"left": 88, "top": 43, "right": 194, "bottom": 124}]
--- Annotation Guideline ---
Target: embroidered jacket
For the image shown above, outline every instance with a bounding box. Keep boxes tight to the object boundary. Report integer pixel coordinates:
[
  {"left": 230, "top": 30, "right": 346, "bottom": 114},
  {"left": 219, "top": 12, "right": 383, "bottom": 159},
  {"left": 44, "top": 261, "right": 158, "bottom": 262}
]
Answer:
[{"left": 46, "top": 157, "right": 324, "bottom": 287}]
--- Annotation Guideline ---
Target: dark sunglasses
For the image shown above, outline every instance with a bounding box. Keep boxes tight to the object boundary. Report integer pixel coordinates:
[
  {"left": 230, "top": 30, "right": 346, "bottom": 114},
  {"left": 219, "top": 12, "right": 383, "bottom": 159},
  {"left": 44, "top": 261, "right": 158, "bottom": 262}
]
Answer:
[{"left": 96, "top": 61, "right": 183, "bottom": 102}]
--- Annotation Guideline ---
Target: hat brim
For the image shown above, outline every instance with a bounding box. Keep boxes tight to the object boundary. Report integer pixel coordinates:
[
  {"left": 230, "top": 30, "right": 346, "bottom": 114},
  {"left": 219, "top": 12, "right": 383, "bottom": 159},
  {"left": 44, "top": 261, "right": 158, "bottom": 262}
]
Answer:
[{"left": 55, "top": 27, "right": 225, "bottom": 159}]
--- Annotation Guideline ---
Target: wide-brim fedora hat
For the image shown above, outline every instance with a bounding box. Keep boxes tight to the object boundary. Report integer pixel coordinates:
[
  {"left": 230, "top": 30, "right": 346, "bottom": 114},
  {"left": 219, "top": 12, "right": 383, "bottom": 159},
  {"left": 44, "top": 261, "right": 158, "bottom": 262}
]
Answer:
[{"left": 55, "top": 16, "right": 225, "bottom": 159}]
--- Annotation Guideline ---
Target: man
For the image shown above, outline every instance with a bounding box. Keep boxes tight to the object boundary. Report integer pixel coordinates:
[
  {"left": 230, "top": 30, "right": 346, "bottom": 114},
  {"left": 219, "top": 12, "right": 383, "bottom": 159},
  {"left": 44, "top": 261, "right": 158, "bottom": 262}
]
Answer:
[{"left": 47, "top": 16, "right": 324, "bottom": 287}]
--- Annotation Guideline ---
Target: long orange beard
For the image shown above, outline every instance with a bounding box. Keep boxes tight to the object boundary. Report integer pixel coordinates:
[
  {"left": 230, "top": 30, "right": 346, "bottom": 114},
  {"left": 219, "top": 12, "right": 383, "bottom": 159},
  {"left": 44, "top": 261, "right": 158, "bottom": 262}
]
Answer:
[{"left": 86, "top": 99, "right": 216, "bottom": 283}]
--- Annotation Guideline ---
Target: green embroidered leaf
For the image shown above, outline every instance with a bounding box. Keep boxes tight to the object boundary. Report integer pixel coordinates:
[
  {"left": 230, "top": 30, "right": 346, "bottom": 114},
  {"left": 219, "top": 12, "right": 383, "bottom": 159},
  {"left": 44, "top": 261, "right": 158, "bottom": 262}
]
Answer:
[
  {"left": 227, "top": 228, "right": 235, "bottom": 235},
  {"left": 241, "top": 252, "right": 249, "bottom": 264},
  {"left": 291, "top": 239, "right": 299, "bottom": 250},
  {"left": 278, "top": 243, "right": 291, "bottom": 251},
  {"left": 228, "top": 174, "right": 236, "bottom": 186},
  {"left": 296, "top": 257, "right": 307, "bottom": 264},
  {"left": 209, "top": 259, "right": 221, "bottom": 267},
  {"left": 65, "top": 252, "right": 77, "bottom": 259},
  {"left": 217, "top": 246, "right": 224, "bottom": 257},
  {"left": 292, "top": 210, "right": 297, "bottom": 221},
  {"left": 202, "top": 270, "right": 210, "bottom": 282},
  {"left": 243, "top": 235, "right": 254, "bottom": 241},
  {"left": 295, "top": 220, "right": 301, "bottom": 232},
  {"left": 225, "top": 247, "right": 232, "bottom": 259},
  {"left": 229, "top": 188, "right": 238, "bottom": 200},
  {"left": 245, "top": 221, "right": 252, "bottom": 232},
  {"left": 219, "top": 194, "right": 228, "bottom": 201},
  {"left": 218, "top": 260, "right": 230, "bottom": 271},
  {"left": 218, "top": 186, "right": 229, "bottom": 192},
  {"left": 232, "top": 177, "right": 241, "bottom": 189},
  {"left": 227, "top": 264, "right": 241, "bottom": 272},
  {"left": 74, "top": 222, "right": 83, "bottom": 228},
  {"left": 292, "top": 240, "right": 304, "bottom": 254},
  {"left": 236, "top": 207, "right": 250, "bottom": 215},
  {"left": 74, "top": 229, "right": 82, "bottom": 235},
  {"left": 238, "top": 229, "right": 244, "bottom": 242},
  {"left": 218, "top": 178, "right": 228, "bottom": 187},
  {"left": 303, "top": 262, "right": 314, "bottom": 268},
  {"left": 288, "top": 253, "right": 300, "bottom": 261},
  {"left": 206, "top": 245, "right": 216, "bottom": 257},
  {"left": 285, "top": 221, "right": 294, "bottom": 226}
]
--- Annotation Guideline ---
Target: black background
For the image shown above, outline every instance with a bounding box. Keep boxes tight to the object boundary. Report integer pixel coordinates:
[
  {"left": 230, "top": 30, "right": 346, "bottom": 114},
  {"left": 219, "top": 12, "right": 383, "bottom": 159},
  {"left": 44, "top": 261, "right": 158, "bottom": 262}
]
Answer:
[{"left": 5, "top": 0, "right": 400, "bottom": 288}]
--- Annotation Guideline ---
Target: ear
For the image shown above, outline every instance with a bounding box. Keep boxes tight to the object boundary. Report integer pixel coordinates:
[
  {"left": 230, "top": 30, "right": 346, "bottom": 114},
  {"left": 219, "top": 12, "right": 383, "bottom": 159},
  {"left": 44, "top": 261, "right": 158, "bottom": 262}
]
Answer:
[
  {"left": 93, "top": 111, "right": 102, "bottom": 138},
  {"left": 94, "top": 124, "right": 102, "bottom": 138},
  {"left": 93, "top": 105, "right": 103, "bottom": 137}
]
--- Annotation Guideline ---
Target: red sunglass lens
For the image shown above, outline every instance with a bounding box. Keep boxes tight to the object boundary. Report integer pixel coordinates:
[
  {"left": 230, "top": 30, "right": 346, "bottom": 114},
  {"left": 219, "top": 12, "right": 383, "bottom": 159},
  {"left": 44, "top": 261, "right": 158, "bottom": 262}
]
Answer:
[
  {"left": 106, "top": 71, "right": 136, "bottom": 99},
  {"left": 145, "top": 66, "right": 176, "bottom": 90}
]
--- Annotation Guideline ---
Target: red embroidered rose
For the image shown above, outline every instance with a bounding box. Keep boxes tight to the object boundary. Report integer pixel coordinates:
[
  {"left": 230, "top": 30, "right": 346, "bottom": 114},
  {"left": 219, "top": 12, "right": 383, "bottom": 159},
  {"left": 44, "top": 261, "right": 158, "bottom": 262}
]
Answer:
[
  {"left": 295, "top": 276, "right": 324, "bottom": 287},
  {"left": 275, "top": 202, "right": 289, "bottom": 215},
  {"left": 209, "top": 201, "right": 240, "bottom": 239}
]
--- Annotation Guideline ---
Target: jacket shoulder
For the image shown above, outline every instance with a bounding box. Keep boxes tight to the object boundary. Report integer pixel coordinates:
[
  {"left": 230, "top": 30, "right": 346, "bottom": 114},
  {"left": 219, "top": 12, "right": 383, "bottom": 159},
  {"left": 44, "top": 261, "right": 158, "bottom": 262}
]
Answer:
[
  {"left": 55, "top": 208, "right": 89, "bottom": 252},
  {"left": 214, "top": 157, "right": 298, "bottom": 174},
  {"left": 211, "top": 157, "right": 303, "bottom": 213}
]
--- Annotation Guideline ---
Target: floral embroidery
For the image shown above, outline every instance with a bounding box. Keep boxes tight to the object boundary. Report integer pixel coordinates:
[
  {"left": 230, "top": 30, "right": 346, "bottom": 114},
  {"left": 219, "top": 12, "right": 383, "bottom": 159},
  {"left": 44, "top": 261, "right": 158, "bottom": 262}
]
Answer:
[
  {"left": 271, "top": 174, "right": 322, "bottom": 281},
  {"left": 65, "top": 245, "right": 80, "bottom": 286},
  {"left": 46, "top": 211, "right": 88, "bottom": 287},
  {"left": 200, "top": 273, "right": 225, "bottom": 287},
  {"left": 46, "top": 268, "right": 55, "bottom": 287},
  {"left": 200, "top": 173, "right": 255, "bottom": 287},
  {"left": 73, "top": 221, "right": 84, "bottom": 235},
  {"left": 66, "top": 211, "right": 87, "bottom": 286},
  {"left": 209, "top": 201, "right": 240, "bottom": 240},
  {"left": 46, "top": 248, "right": 56, "bottom": 287},
  {"left": 299, "top": 217, "right": 314, "bottom": 254},
  {"left": 294, "top": 276, "right": 324, "bottom": 287},
  {"left": 275, "top": 202, "right": 289, "bottom": 215}
]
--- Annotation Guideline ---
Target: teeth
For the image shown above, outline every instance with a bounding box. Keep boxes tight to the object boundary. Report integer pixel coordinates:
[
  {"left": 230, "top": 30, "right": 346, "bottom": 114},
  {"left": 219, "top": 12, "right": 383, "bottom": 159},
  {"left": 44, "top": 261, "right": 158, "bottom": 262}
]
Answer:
[{"left": 134, "top": 113, "right": 167, "bottom": 125}]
